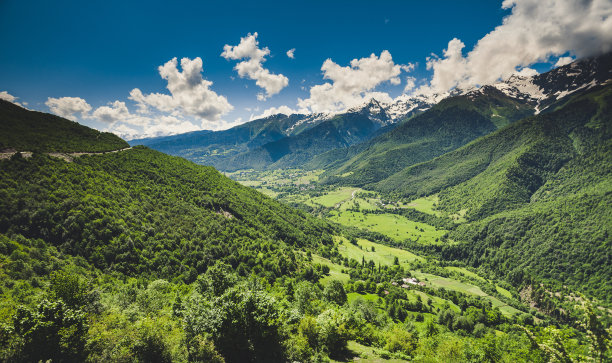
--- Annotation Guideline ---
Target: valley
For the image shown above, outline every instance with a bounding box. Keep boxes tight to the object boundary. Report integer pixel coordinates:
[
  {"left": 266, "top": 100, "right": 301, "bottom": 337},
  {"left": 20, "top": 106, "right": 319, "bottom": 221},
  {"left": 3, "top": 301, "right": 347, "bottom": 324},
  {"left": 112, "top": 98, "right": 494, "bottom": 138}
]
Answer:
[{"left": 0, "top": 51, "right": 610, "bottom": 362}]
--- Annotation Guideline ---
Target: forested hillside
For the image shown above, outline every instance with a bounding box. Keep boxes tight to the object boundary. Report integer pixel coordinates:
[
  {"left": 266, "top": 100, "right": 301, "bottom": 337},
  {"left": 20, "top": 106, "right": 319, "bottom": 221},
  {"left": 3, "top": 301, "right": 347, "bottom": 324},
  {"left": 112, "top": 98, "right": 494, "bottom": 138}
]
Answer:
[
  {"left": 375, "top": 84, "right": 612, "bottom": 302},
  {"left": 319, "top": 87, "right": 534, "bottom": 186},
  {"left": 229, "top": 101, "right": 397, "bottom": 171},
  {"left": 0, "top": 147, "right": 334, "bottom": 280},
  {"left": 0, "top": 100, "right": 128, "bottom": 152}
]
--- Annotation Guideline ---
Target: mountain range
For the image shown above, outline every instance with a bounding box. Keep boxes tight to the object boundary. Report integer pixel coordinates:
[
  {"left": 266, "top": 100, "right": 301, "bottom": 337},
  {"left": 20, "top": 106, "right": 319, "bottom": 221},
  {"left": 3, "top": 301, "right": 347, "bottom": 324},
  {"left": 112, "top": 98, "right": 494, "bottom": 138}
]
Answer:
[
  {"left": 0, "top": 52, "right": 610, "bottom": 363},
  {"left": 134, "top": 53, "right": 612, "bottom": 175}
]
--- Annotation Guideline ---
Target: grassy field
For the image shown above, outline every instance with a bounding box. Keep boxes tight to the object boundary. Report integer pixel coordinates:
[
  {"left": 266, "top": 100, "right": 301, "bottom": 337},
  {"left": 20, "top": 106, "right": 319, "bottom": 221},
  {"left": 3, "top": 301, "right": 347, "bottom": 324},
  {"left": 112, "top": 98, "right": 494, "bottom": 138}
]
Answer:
[
  {"left": 330, "top": 341, "right": 407, "bottom": 363},
  {"left": 405, "top": 289, "right": 460, "bottom": 312},
  {"left": 311, "top": 187, "right": 361, "bottom": 207},
  {"left": 496, "top": 285, "right": 513, "bottom": 299},
  {"left": 386, "top": 195, "right": 441, "bottom": 216},
  {"left": 312, "top": 254, "right": 351, "bottom": 285},
  {"left": 329, "top": 211, "right": 447, "bottom": 244},
  {"left": 338, "top": 196, "right": 380, "bottom": 211},
  {"left": 412, "top": 272, "right": 521, "bottom": 316},
  {"left": 336, "top": 236, "right": 424, "bottom": 266},
  {"left": 347, "top": 292, "right": 382, "bottom": 304}
]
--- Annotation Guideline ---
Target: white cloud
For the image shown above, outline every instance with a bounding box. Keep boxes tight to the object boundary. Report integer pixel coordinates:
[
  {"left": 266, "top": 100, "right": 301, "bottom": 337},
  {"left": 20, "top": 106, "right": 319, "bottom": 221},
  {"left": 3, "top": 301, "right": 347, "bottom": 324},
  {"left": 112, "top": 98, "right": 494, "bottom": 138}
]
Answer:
[
  {"left": 297, "top": 50, "right": 412, "bottom": 113},
  {"left": 129, "top": 57, "right": 233, "bottom": 120},
  {"left": 109, "top": 124, "right": 139, "bottom": 140},
  {"left": 92, "top": 99, "right": 204, "bottom": 139},
  {"left": 404, "top": 76, "right": 417, "bottom": 92},
  {"left": 418, "top": 0, "right": 612, "bottom": 96},
  {"left": 514, "top": 67, "right": 539, "bottom": 78},
  {"left": 92, "top": 101, "right": 131, "bottom": 123},
  {"left": 555, "top": 56, "right": 574, "bottom": 67},
  {"left": 221, "top": 32, "right": 289, "bottom": 100},
  {"left": 45, "top": 97, "right": 92, "bottom": 120},
  {"left": 0, "top": 91, "right": 18, "bottom": 103},
  {"left": 417, "top": 0, "right": 612, "bottom": 95},
  {"left": 250, "top": 105, "right": 299, "bottom": 120},
  {"left": 287, "top": 48, "right": 295, "bottom": 59}
]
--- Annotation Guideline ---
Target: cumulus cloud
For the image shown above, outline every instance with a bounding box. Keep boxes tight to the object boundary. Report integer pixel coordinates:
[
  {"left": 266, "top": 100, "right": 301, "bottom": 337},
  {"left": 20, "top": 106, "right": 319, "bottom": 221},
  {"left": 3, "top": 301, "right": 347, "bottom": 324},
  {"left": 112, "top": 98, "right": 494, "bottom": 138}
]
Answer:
[
  {"left": 92, "top": 101, "right": 131, "bottom": 123},
  {"left": 298, "top": 50, "right": 412, "bottom": 113},
  {"left": 129, "top": 57, "right": 233, "bottom": 120},
  {"left": 417, "top": 0, "right": 612, "bottom": 95},
  {"left": 404, "top": 76, "right": 417, "bottom": 92},
  {"left": 45, "top": 97, "right": 92, "bottom": 120},
  {"left": 221, "top": 32, "right": 289, "bottom": 100},
  {"left": 0, "top": 91, "right": 18, "bottom": 103},
  {"left": 555, "top": 56, "right": 575, "bottom": 67},
  {"left": 514, "top": 67, "right": 539, "bottom": 78},
  {"left": 287, "top": 48, "right": 295, "bottom": 59},
  {"left": 91, "top": 99, "right": 203, "bottom": 139},
  {"left": 250, "top": 104, "right": 300, "bottom": 120}
]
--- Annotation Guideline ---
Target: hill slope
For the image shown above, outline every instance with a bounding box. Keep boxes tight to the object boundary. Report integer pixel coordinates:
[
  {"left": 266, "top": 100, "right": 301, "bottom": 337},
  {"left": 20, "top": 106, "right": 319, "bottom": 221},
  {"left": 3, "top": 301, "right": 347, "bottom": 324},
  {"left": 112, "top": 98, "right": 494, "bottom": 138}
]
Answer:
[
  {"left": 320, "top": 87, "right": 534, "bottom": 186},
  {"left": 0, "top": 146, "right": 334, "bottom": 280},
  {"left": 0, "top": 100, "right": 128, "bottom": 152},
  {"left": 385, "top": 84, "right": 612, "bottom": 302}
]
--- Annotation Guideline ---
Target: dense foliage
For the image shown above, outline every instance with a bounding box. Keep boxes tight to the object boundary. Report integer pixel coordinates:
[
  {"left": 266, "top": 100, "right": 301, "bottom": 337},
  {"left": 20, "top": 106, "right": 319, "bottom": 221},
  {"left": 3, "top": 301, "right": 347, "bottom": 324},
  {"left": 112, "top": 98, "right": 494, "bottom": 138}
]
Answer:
[
  {"left": 0, "top": 147, "right": 334, "bottom": 281},
  {"left": 367, "top": 85, "right": 612, "bottom": 302},
  {"left": 0, "top": 100, "right": 128, "bottom": 152}
]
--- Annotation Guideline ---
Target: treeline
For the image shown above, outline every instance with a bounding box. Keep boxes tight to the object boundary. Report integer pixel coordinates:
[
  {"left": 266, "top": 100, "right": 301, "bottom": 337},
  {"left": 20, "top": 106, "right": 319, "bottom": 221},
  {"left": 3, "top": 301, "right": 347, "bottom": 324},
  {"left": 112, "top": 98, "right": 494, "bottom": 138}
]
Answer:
[{"left": 0, "top": 100, "right": 128, "bottom": 152}]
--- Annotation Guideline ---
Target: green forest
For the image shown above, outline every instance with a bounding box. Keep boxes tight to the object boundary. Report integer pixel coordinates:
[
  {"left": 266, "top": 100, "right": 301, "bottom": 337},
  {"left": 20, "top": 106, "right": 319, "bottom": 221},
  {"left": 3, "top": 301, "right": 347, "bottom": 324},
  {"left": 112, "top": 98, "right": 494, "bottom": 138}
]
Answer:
[{"left": 0, "top": 54, "right": 610, "bottom": 362}]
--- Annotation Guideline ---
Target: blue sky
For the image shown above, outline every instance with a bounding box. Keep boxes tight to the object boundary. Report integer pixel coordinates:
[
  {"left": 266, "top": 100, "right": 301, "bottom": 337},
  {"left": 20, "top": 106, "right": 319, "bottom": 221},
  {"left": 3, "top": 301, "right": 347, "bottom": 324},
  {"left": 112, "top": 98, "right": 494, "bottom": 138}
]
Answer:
[{"left": 1, "top": 0, "right": 610, "bottom": 138}]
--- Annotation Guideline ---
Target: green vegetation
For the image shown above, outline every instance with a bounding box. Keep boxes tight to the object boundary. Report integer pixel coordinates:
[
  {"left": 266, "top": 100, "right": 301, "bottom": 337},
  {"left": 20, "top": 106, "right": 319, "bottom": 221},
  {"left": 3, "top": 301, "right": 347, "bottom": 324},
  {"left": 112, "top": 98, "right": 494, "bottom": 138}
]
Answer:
[
  {"left": 320, "top": 88, "right": 534, "bottom": 187},
  {"left": 329, "top": 211, "right": 447, "bottom": 245},
  {"left": 337, "top": 236, "right": 424, "bottom": 265},
  {"left": 0, "top": 147, "right": 334, "bottom": 280},
  {"left": 2, "top": 56, "right": 611, "bottom": 362},
  {"left": 392, "top": 85, "right": 612, "bottom": 303},
  {"left": 0, "top": 100, "right": 128, "bottom": 152}
]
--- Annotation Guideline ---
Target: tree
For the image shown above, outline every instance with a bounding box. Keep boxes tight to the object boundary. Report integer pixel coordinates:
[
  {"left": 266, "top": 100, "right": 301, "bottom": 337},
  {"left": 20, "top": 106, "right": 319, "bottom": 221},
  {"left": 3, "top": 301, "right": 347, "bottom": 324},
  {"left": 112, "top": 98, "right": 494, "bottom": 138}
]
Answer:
[
  {"left": 425, "top": 319, "right": 439, "bottom": 337},
  {"left": 197, "top": 261, "right": 236, "bottom": 297},
  {"left": 12, "top": 299, "right": 88, "bottom": 362},
  {"left": 385, "top": 325, "right": 418, "bottom": 356},
  {"left": 323, "top": 280, "right": 347, "bottom": 306},
  {"left": 316, "top": 308, "right": 351, "bottom": 358},
  {"left": 184, "top": 287, "right": 285, "bottom": 363},
  {"left": 48, "top": 271, "right": 89, "bottom": 308},
  {"left": 187, "top": 335, "right": 225, "bottom": 363},
  {"left": 295, "top": 281, "right": 321, "bottom": 315}
]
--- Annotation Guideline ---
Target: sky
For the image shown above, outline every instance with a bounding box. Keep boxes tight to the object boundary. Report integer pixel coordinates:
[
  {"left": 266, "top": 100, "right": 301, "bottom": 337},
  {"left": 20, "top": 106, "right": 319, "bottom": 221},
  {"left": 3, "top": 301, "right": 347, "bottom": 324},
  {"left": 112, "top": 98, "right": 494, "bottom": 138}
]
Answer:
[{"left": 1, "top": 0, "right": 611, "bottom": 139}]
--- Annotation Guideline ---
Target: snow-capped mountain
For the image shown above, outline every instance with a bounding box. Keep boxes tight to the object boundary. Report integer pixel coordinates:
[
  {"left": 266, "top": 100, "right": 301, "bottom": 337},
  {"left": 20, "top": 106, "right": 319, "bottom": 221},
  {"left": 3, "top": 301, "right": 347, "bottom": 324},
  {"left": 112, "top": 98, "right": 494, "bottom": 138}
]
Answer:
[
  {"left": 346, "top": 52, "right": 612, "bottom": 119},
  {"left": 489, "top": 52, "right": 612, "bottom": 112},
  {"left": 381, "top": 94, "right": 437, "bottom": 121}
]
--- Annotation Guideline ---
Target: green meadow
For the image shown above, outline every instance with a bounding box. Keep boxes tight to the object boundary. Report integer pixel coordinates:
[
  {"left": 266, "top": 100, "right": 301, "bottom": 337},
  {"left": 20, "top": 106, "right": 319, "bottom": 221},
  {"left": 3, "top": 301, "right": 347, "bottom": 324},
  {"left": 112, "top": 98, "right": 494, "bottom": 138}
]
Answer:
[{"left": 329, "top": 210, "right": 447, "bottom": 244}]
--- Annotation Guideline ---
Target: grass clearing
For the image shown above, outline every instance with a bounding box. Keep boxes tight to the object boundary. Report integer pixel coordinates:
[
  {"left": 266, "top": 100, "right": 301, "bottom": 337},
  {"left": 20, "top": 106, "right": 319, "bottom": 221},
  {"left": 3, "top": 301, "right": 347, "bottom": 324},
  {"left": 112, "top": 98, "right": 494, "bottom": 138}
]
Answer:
[
  {"left": 332, "top": 341, "right": 406, "bottom": 363},
  {"left": 336, "top": 236, "right": 424, "bottom": 266},
  {"left": 312, "top": 254, "right": 350, "bottom": 285},
  {"left": 412, "top": 272, "right": 521, "bottom": 316},
  {"left": 445, "top": 266, "right": 487, "bottom": 282},
  {"left": 311, "top": 187, "right": 361, "bottom": 207},
  {"left": 400, "top": 195, "right": 441, "bottom": 215},
  {"left": 405, "top": 290, "right": 460, "bottom": 312},
  {"left": 496, "top": 285, "right": 513, "bottom": 299},
  {"left": 347, "top": 292, "right": 382, "bottom": 304},
  {"left": 329, "top": 211, "right": 447, "bottom": 244}
]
